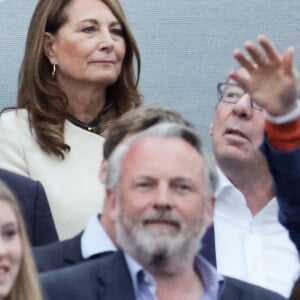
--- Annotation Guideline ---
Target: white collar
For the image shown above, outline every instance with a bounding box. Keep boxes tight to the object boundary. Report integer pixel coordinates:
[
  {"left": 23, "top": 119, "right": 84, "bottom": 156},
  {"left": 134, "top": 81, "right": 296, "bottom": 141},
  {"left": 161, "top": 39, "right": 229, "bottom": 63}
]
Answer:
[
  {"left": 215, "top": 168, "right": 278, "bottom": 225},
  {"left": 81, "top": 214, "right": 116, "bottom": 259}
]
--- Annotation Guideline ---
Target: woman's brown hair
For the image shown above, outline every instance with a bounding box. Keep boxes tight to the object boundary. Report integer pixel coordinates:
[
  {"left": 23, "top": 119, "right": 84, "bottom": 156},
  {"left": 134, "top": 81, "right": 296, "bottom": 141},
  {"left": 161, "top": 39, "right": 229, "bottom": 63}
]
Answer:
[{"left": 17, "top": 0, "right": 142, "bottom": 158}]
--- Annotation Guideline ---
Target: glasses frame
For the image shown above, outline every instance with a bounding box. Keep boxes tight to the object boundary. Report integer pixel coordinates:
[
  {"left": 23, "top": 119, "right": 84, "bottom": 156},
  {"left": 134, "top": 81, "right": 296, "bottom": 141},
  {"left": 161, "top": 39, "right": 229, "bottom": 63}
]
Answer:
[{"left": 217, "top": 82, "right": 263, "bottom": 111}]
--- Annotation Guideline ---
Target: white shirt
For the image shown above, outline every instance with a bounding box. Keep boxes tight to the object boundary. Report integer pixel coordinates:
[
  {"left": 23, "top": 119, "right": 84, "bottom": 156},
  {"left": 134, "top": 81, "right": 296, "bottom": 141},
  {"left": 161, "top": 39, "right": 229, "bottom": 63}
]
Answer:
[
  {"left": 81, "top": 214, "right": 116, "bottom": 259},
  {"left": 214, "top": 169, "right": 300, "bottom": 298},
  {"left": 0, "top": 109, "right": 105, "bottom": 240}
]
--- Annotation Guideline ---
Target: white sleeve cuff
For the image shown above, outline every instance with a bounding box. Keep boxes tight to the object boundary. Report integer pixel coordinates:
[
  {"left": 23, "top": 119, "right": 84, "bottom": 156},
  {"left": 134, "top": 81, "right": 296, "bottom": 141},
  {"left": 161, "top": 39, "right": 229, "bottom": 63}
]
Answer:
[{"left": 265, "top": 100, "right": 300, "bottom": 124}]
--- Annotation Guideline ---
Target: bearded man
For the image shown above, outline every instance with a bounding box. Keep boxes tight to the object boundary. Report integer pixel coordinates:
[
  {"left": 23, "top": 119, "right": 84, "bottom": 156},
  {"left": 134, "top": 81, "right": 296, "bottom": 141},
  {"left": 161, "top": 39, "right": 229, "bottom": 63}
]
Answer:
[{"left": 40, "top": 123, "right": 284, "bottom": 300}]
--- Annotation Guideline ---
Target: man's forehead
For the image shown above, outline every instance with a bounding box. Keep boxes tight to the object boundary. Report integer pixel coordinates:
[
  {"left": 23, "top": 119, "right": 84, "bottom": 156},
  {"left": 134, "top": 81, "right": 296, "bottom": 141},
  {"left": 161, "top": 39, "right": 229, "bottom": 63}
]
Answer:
[
  {"left": 127, "top": 136, "right": 197, "bottom": 155},
  {"left": 122, "top": 136, "right": 204, "bottom": 171}
]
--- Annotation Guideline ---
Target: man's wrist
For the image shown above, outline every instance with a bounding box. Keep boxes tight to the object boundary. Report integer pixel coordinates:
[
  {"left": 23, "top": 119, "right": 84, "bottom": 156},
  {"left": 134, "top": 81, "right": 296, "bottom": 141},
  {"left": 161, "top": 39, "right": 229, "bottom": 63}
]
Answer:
[{"left": 266, "top": 100, "right": 300, "bottom": 124}]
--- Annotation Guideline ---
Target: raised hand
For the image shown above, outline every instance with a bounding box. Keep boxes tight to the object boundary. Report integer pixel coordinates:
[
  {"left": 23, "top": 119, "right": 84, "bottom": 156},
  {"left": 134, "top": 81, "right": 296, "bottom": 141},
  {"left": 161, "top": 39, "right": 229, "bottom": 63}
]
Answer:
[{"left": 230, "top": 35, "right": 299, "bottom": 116}]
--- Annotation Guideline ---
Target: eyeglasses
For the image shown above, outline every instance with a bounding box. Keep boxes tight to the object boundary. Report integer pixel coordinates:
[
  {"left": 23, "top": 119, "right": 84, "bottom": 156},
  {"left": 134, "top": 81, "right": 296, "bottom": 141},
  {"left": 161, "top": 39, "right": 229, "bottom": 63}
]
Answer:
[{"left": 217, "top": 82, "right": 263, "bottom": 111}]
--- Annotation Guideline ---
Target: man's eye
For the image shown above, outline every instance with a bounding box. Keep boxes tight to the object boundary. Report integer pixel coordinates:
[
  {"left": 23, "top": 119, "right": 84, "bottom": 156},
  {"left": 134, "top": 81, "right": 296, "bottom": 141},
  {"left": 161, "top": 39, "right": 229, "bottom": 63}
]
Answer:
[
  {"left": 226, "top": 92, "right": 240, "bottom": 98},
  {"left": 137, "top": 182, "right": 150, "bottom": 187},
  {"left": 82, "top": 26, "right": 96, "bottom": 33},
  {"left": 136, "top": 182, "right": 153, "bottom": 190},
  {"left": 176, "top": 184, "right": 191, "bottom": 191}
]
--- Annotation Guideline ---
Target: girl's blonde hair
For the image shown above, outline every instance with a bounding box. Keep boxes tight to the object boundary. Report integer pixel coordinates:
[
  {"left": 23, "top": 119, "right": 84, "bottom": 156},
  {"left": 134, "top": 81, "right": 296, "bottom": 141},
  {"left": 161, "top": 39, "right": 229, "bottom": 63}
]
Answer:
[{"left": 0, "top": 180, "right": 43, "bottom": 300}]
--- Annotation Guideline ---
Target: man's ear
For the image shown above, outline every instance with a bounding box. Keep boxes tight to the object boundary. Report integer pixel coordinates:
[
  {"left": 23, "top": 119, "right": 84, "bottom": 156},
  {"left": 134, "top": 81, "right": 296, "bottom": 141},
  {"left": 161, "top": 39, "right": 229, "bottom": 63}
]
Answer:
[
  {"left": 99, "top": 159, "right": 108, "bottom": 184},
  {"left": 44, "top": 32, "right": 58, "bottom": 65},
  {"left": 209, "top": 122, "right": 214, "bottom": 136},
  {"left": 106, "top": 188, "right": 118, "bottom": 222}
]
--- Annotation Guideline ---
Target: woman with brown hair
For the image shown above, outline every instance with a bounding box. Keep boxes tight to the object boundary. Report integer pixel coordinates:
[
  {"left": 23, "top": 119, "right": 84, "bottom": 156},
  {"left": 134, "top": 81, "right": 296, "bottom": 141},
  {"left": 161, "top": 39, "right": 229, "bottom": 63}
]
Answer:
[
  {"left": 0, "top": 180, "right": 43, "bottom": 300},
  {"left": 0, "top": 0, "right": 142, "bottom": 240}
]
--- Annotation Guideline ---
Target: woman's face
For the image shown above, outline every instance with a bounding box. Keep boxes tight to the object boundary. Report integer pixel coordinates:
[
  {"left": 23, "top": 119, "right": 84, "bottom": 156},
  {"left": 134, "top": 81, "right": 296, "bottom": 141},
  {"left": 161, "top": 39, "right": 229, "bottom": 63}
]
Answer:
[
  {"left": 45, "top": 0, "right": 126, "bottom": 88},
  {"left": 0, "top": 200, "right": 22, "bottom": 300}
]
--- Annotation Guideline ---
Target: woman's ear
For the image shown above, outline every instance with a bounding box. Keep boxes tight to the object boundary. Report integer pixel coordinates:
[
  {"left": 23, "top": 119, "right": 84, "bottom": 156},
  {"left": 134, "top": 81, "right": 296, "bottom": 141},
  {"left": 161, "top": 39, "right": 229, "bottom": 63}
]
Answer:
[{"left": 43, "top": 32, "right": 58, "bottom": 65}]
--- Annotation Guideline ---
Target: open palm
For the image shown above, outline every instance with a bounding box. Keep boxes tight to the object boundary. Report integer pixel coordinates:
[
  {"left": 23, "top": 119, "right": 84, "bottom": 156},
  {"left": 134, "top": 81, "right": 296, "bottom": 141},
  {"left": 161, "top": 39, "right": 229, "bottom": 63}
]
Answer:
[{"left": 230, "top": 35, "right": 298, "bottom": 116}]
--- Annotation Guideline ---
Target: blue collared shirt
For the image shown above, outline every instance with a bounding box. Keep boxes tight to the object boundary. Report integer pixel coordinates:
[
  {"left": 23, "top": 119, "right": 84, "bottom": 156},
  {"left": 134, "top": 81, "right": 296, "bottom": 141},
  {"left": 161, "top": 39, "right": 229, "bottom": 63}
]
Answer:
[
  {"left": 125, "top": 253, "right": 224, "bottom": 300},
  {"left": 81, "top": 214, "right": 116, "bottom": 259}
]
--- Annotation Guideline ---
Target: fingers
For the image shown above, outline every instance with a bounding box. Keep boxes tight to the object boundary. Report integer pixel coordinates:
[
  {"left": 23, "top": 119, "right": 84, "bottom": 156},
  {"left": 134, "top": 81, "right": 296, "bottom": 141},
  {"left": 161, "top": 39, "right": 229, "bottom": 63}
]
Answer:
[
  {"left": 282, "top": 46, "right": 295, "bottom": 74},
  {"left": 258, "top": 35, "right": 281, "bottom": 63},
  {"left": 233, "top": 49, "right": 256, "bottom": 73},
  {"left": 228, "top": 69, "right": 248, "bottom": 88},
  {"left": 234, "top": 35, "right": 283, "bottom": 69},
  {"left": 244, "top": 40, "right": 267, "bottom": 67}
]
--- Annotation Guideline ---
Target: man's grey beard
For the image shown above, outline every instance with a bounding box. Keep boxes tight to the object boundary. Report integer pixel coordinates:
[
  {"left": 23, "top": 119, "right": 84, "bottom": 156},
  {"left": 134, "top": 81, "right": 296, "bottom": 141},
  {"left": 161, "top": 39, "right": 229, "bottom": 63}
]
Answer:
[{"left": 115, "top": 201, "right": 207, "bottom": 276}]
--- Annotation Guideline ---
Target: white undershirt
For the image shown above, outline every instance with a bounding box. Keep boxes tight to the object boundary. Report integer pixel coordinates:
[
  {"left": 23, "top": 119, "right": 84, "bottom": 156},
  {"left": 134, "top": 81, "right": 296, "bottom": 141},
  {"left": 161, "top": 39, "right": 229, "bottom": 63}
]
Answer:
[{"left": 214, "top": 169, "right": 300, "bottom": 298}]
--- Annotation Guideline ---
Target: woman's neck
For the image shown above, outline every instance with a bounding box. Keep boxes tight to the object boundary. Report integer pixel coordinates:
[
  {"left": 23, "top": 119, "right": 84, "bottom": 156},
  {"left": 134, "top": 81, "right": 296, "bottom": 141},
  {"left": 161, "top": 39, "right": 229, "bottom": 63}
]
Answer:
[{"left": 58, "top": 78, "right": 107, "bottom": 123}]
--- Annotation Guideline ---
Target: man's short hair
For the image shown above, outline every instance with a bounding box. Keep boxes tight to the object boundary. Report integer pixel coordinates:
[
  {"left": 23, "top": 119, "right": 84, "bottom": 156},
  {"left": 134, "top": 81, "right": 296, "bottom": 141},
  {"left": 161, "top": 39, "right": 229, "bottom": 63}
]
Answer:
[
  {"left": 103, "top": 106, "right": 195, "bottom": 159},
  {"left": 106, "top": 123, "right": 218, "bottom": 199}
]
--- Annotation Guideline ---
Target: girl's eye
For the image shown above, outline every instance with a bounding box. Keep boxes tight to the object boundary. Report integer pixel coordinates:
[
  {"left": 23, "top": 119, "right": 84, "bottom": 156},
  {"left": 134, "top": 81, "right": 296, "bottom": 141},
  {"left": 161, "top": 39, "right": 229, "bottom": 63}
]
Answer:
[{"left": 2, "top": 228, "right": 18, "bottom": 241}]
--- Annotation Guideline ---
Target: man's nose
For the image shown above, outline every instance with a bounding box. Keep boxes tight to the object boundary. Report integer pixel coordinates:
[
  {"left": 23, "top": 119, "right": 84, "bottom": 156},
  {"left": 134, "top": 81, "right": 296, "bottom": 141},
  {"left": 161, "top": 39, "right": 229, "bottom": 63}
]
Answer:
[
  {"left": 153, "top": 184, "right": 173, "bottom": 210},
  {"left": 232, "top": 93, "right": 253, "bottom": 120}
]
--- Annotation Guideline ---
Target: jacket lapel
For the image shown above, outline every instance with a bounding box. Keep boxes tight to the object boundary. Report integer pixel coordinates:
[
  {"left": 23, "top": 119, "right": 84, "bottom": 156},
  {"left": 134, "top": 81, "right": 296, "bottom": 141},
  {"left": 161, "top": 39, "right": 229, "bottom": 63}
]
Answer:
[
  {"left": 62, "top": 232, "right": 84, "bottom": 265},
  {"left": 200, "top": 224, "right": 216, "bottom": 267},
  {"left": 95, "top": 251, "right": 136, "bottom": 300}
]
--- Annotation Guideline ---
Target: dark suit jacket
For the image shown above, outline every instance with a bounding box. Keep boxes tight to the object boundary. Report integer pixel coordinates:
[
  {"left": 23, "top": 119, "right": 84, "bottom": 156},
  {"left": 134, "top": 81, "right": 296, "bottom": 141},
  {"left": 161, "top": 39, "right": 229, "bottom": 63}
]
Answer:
[
  {"left": 0, "top": 168, "right": 58, "bottom": 246},
  {"left": 261, "top": 135, "right": 300, "bottom": 254},
  {"left": 33, "top": 232, "right": 83, "bottom": 272},
  {"left": 41, "top": 251, "right": 285, "bottom": 300}
]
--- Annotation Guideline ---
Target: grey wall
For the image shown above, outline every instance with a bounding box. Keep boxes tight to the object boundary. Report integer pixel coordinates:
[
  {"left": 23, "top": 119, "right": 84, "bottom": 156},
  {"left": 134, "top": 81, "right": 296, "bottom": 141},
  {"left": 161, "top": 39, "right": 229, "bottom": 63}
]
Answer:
[{"left": 1, "top": 0, "right": 300, "bottom": 148}]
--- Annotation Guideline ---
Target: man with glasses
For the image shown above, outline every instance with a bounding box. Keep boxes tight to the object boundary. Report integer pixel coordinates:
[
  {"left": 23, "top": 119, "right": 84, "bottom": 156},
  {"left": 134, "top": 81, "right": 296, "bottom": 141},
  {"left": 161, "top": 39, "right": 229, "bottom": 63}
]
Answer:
[
  {"left": 230, "top": 34, "right": 300, "bottom": 300},
  {"left": 209, "top": 37, "right": 299, "bottom": 297}
]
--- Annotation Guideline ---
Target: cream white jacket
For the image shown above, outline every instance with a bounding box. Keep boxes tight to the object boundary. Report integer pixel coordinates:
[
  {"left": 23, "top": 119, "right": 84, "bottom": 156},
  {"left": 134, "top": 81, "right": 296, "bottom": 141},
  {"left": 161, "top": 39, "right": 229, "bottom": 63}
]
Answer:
[{"left": 0, "top": 109, "right": 105, "bottom": 240}]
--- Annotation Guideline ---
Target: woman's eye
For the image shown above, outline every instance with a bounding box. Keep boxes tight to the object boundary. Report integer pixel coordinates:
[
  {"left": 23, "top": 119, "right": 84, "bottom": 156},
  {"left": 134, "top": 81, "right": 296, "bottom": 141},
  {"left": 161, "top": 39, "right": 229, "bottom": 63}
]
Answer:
[
  {"left": 82, "top": 26, "right": 96, "bottom": 33},
  {"left": 110, "top": 28, "right": 123, "bottom": 37}
]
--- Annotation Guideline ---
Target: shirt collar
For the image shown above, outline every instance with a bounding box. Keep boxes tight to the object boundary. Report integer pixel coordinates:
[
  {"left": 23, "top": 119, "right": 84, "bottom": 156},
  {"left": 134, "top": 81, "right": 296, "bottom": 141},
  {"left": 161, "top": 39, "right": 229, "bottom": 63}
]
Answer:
[
  {"left": 81, "top": 214, "right": 116, "bottom": 259},
  {"left": 124, "top": 253, "right": 156, "bottom": 299},
  {"left": 215, "top": 167, "right": 236, "bottom": 197},
  {"left": 194, "top": 254, "right": 224, "bottom": 300},
  {"left": 124, "top": 253, "right": 224, "bottom": 300},
  {"left": 215, "top": 168, "right": 278, "bottom": 223}
]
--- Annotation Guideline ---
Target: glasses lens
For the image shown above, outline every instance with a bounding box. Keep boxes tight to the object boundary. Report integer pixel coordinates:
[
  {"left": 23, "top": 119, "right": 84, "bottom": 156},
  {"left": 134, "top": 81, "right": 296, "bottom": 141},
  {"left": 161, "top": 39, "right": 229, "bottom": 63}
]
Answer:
[
  {"left": 251, "top": 100, "right": 263, "bottom": 111},
  {"left": 218, "top": 83, "right": 244, "bottom": 103}
]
